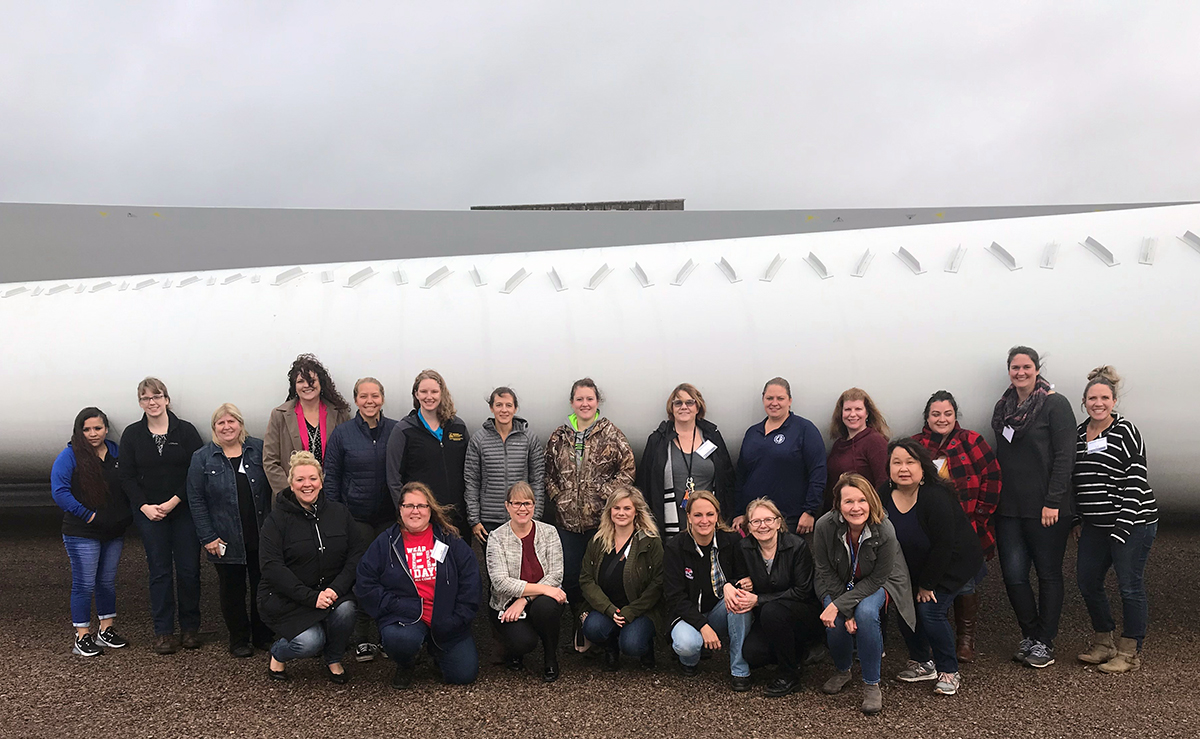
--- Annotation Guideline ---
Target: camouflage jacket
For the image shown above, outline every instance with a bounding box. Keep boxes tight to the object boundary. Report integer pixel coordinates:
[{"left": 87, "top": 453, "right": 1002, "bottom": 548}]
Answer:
[{"left": 544, "top": 417, "right": 636, "bottom": 533}]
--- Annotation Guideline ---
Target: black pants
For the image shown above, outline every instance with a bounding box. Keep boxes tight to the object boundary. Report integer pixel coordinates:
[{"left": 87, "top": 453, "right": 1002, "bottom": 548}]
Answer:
[
  {"left": 214, "top": 557, "right": 272, "bottom": 648},
  {"left": 742, "top": 600, "right": 822, "bottom": 674},
  {"left": 351, "top": 519, "right": 395, "bottom": 645},
  {"left": 494, "top": 595, "right": 564, "bottom": 664},
  {"left": 997, "top": 515, "right": 1071, "bottom": 648}
]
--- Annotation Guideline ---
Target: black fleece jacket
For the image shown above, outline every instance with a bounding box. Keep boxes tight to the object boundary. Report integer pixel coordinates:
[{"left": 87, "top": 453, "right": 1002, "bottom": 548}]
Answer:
[{"left": 119, "top": 410, "right": 203, "bottom": 511}]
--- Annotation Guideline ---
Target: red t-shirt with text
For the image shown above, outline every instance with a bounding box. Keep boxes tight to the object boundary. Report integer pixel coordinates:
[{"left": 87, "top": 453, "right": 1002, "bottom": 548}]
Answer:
[{"left": 403, "top": 527, "right": 437, "bottom": 625}]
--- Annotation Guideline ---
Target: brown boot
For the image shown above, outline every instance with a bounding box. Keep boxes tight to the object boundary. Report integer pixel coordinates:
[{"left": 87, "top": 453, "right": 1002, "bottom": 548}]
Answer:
[
  {"left": 953, "top": 593, "right": 979, "bottom": 663},
  {"left": 1098, "top": 637, "right": 1141, "bottom": 674},
  {"left": 153, "top": 634, "right": 180, "bottom": 655},
  {"left": 1077, "top": 631, "right": 1117, "bottom": 665}
]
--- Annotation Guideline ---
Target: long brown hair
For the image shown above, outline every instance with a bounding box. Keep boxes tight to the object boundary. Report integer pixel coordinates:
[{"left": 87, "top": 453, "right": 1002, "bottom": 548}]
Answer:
[
  {"left": 830, "top": 387, "right": 890, "bottom": 440},
  {"left": 286, "top": 353, "right": 349, "bottom": 412},
  {"left": 70, "top": 407, "right": 111, "bottom": 509},
  {"left": 411, "top": 369, "right": 456, "bottom": 425},
  {"left": 399, "top": 481, "right": 460, "bottom": 539}
]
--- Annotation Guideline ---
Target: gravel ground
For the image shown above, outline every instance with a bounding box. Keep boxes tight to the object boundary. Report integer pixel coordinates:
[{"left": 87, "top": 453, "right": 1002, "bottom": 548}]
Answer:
[{"left": 3, "top": 507, "right": 1198, "bottom": 739}]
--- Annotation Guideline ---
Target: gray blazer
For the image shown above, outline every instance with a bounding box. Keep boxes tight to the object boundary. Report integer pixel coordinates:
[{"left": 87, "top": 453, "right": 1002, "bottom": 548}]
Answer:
[
  {"left": 812, "top": 510, "right": 916, "bottom": 630},
  {"left": 485, "top": 520, "right": 564, "bottom": 612}
]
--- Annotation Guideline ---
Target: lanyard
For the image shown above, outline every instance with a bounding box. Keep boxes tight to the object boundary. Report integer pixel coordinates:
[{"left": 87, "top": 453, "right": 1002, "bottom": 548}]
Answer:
[
  {"left": 846, "top": 529, "right": 862, "bottom": 592},
  {"left": 675, "top": 426, "right": 698, "bottom": 505}
]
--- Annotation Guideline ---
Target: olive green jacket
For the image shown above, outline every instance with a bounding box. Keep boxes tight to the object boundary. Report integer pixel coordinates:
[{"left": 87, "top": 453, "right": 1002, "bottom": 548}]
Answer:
[{"left": 579, "top": 529, "right": 665, "bottom": 634}]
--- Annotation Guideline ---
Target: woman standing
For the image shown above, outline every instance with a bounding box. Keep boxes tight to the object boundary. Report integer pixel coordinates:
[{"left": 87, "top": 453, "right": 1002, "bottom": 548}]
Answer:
[
  {"left": 187, "top": 404, "right": 273, "bottom": 657},
  {"left": 323, "top": 377, "right": 399, "bottom": 662},
  {"left": 882, "top": 440, "right": 984, "bottom": 697},
  {"left": 465, "top": 386, "right": 545, "bottom": 543},
  {"left": 734, "top": 498, "right": 823, "bottom": 697},
  {"left": 813, "top": 473, "right": 915, "bottom": 716},
  {"left": 119, "top": 377, "right": 204, "bottom": 654},
  {"left": 580, "top": 487, "right": 664, "bottom": 671},
  {"left": 263, "top": 354, "right": 352, "bottom": 495},
  {"left": 635, "top": 383, "right": 735, "bottom": 536},
  {"left": 51, "top": 407, "right": 133, "bottom": 657},
  {"left": 386, "top": 369, "right": 470, "bottom": 533},
  {"left": 259, "top": 451, "right": 366, "bottom": 683},
  {"left": 735, "top": 378, "right": 826, "bottom": 534},
  {"left": 912, "top": 390, "right": 1002, "bottom": 662},
  {"left": 356, "top": 482, "right": 481, "bottom": 689},
  {"left": 992, "top": 346, "right": 1076, "bottom": 669},
  {"left": 487, "top": 482, "right": 566, "bottom": 682},
  {"left": 544, "top": 378, "right": 636, "bottom": 645},
  {"left": 1073, "top": 366, "right": 1158, "bottom": 674},
  {"left": 662, "top": 491, "right": 751, "bottom": 689},
  {"left": 824, "top": 388, "right": 890, "bottom": 511}
]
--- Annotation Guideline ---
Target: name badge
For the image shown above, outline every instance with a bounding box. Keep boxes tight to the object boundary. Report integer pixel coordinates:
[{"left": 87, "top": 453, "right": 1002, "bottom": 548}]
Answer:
[
  {"left": 933, "top": 458, "right": 946, "bottom": 472},
  {"left": 431, "top": 540, "right": 449, "bottom": 563},
  {"left": 695, "top": 440, "right": 718, "bottom": 459},
  {"left": 1086, "top": 437, "right": 1108, "bottom": 454},
  {"left": 1002, "top": 426, "right": 1015, "bottom": 443}
]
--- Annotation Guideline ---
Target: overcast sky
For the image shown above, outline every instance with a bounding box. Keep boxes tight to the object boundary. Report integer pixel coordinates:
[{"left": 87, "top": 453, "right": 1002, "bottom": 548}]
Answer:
[{"left": 2, "top": 2, "right": 1198, "bottom": 210}]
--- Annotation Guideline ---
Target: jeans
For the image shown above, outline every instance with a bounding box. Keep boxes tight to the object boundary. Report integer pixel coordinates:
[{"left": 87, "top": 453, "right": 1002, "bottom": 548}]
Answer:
[
  {"left": 380, "top": 621, "right": 479, "bottom": 685},
  {"left": 898, "top": 581, "right": 973, "bottom": 674},
  {"left": 270, "top": 599, "right": 356, "bottom": 666},
  {"left": 824, "top": 588, "right": 887, "bottom": 685},
  {"left": 1077, "top": 522, "right": 1157, "bottom": 648},
  {"left": 63, "top": 535, "right": 124, "bottom": 627},
  {"left": 742, "top": 600, "right": 822, "bottom": 674},
  {"left": 214, "top": 557, "right": 272, "bottom": 648},
  {"left": 670, "top": 600, "right": 750, "bottom": 677},
  {"left": 996, "top": 515, "right": 1070, "bottom": 648},
  {"left": 495, "top": 595, "right": 564, "bottom": 662},
  {"left": 558, "top": 528, "right": 596, "bottom": 615},
  {"left": 134, "top": 506, "right": 202, "bottom": 635},
  {"left": 581, "top": 610, "right": 656, "bottom": 657}
]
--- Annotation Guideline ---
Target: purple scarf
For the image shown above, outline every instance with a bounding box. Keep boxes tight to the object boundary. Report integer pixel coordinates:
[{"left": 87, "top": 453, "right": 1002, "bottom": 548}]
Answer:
[{"left": 991, "top": 376, "right": 1052, "bottom": 441}]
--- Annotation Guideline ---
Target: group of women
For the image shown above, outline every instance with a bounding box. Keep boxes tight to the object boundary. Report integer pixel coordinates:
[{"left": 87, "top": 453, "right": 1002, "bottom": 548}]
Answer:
[{"left": 51, "top": 346, "right": 1159, "bottom": 714}]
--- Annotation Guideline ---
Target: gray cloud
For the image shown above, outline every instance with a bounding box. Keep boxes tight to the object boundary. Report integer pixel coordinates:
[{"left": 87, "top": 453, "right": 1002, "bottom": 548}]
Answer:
[{"left": 2, "top": 2, "right": 1198, "bottom": 210}]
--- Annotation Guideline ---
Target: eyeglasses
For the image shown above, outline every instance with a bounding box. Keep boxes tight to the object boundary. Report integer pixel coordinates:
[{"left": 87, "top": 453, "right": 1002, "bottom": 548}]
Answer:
[
  {"left": 672, "top": 399, "right": 697, "bottom": 408},
  {"left": 748, "top": 516, "right": 780, "bottom": 528},
  {"left": 399, "top": 503, "right": 430, "bottom": 512},
  {"left": 139, "top": 394, "right": 165, "bottom": 404},
  {"left": 506, "top": 501, "right": 534, "bottom": 509}
]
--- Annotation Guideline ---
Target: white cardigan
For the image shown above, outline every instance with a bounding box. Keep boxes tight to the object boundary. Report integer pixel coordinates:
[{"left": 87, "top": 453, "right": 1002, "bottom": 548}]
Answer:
[{"left": 485, "top": 520, "right": 564, "bottom": 612}]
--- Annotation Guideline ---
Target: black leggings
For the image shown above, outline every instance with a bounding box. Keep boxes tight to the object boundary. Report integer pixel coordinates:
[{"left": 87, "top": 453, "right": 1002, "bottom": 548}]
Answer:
[
  {"left": 494, "top": 595, "right": 564, "bottom": 663},
  {"left": 742, "top": 600, "right": 821, "bottom": 673}
]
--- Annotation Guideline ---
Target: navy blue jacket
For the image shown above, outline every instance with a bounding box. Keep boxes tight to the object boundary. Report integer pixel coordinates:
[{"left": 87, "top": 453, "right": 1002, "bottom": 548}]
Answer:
[
  {"left": 186, "top": 437, "right": 272, "bottom": 565},
  {"left": 736, "top": 413, "right": 827, "bottom": 519},
  {"left": 324, "top": 412, "right": 399, "bottom": 525},
  {"left": 354, "top": 522, "right": 480, "bottom": 646}
]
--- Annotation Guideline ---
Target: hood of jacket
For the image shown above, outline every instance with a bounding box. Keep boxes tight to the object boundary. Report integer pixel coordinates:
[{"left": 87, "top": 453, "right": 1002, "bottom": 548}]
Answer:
[{"left": 274, "top": 488, "right": 329, "bottom": 517}]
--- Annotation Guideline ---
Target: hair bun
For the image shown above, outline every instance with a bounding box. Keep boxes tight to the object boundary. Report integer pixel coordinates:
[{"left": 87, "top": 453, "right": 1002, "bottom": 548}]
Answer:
[{"left": 1087, "top": 365, "right": 1122, "bottom": 386}]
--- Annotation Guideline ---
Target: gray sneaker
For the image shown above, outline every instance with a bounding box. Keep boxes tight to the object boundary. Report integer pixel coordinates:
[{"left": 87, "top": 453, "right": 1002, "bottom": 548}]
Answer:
[
  {"left": 896, "top": 659, "right": 937, "bottom": 682},
  {"left": 934, "top": 671, "right": 961, "bottom": 695},
  {"left": 1024, "top": 641, "right": 1055, "bottom": 668},
  {"left": 1012, "top": 637, "right": 1035, "bottom": 663}
]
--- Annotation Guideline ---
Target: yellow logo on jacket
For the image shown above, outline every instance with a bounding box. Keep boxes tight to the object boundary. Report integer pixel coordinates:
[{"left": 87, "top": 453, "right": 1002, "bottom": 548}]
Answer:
[{"left": 448, "top": 432, "right": 464, "bottom": 442}]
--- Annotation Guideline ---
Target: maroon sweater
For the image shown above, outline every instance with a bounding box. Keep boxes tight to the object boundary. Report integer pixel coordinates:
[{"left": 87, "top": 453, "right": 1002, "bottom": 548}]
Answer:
[{"left": 823, "top": 427, "right": 889, "bottom": 512}]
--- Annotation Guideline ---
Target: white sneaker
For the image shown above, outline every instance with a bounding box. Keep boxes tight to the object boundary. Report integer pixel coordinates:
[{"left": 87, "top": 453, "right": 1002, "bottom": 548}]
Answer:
[{"left": 934, "top": 671, "right": 961, "bottom": 695}]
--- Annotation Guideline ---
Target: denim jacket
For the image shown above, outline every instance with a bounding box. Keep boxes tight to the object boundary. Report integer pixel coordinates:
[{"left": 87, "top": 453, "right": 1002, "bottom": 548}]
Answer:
[{"left": 187, "top": 437, "right": 272, "bottom": 565}]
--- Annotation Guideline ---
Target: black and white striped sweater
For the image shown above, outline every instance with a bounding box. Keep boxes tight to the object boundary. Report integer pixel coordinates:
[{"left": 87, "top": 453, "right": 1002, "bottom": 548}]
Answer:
[{"left": 1072, "top": 413, "right": 1157, "bottom": 542}]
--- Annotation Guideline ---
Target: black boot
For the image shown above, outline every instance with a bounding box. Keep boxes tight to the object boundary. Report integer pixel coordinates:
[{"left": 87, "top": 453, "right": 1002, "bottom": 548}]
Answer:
[{"left": 603, "top": 640, "right": 620, "bottom": 672}]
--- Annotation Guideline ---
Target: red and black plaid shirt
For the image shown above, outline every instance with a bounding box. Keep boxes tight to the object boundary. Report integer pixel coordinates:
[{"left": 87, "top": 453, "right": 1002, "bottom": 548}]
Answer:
[{"left": 913, "top": 424, "right": 1002, "bottom": 559}]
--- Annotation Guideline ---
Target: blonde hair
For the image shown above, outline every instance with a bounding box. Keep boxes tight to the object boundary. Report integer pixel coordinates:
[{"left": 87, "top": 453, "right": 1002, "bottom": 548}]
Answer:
[
  {"left": 833, "top": 472, "right": 884, "bottom": 526},
  {"left": 399, "top": 481, "right": 460, "bottom": 539},
  {"left": 1083, "top": 365, "right": 1122, "bottom": 404},
  {"left": 595, "top": 486, "right": 659, "bottom": 553},
  {"left": 287, "top": 450, "right": 323, "bottom": 483},
  {"left": 353, "top": 377, "right": 385, "bottom": 398},
  {"left": 506, "top": 481, "right": 535, "bottom": 503},
  {"left": 744, "top": 497, "right": 784, "bottom": 534},
  {"left": 411, "top": 369, "right": 456, "bottom": 424},
  {"left": 666, "top": 383, "right": 707, "bottom": 421},
  {"left": 209, "top": 403, "right": 248, "bottom": 445},
  {"left": 684, "top": 490, "right": 733, "bottom": 538},
  {"left": 136, "top": 377, "right": 170, "bottom": 407},
  {"left": 830, "top": 387, "right": 890, "bottom": 440}
]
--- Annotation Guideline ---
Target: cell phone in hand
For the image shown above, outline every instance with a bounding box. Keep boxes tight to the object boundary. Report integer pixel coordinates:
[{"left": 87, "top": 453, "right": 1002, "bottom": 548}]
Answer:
[{"left": 218, "top": 542, "right": 227, "bottom": 556}]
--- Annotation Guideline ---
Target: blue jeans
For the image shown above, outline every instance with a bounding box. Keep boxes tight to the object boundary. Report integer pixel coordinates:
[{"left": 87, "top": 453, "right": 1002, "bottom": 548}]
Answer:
[
  {"left": 134, "top": 506, "right": 202, "bottom": 635},
  {"left": 899, "top": 582, "right": 973, "bottom": 674},
  {"left": 558, "top": 528, "right": 596, "bottom": 615},
  {"left": 824, "top": 588, "right": 887, "bottom": 685},
  {"left": 63, "top": 535, "right": 124, "bottom": 627},
  {"left": 380, "top": 621, "right": 479, "bottom": 685},
  {"left": 270, "top": 599, "right": 356, "bottom": 665},
  {"left": 1077, "top": 522, "right": 1157, "bottom": 648},
  {"left": 670, "top": 600, "right": 750, "bottom": 677},
  {"left": 581, "top": 610, "right": 655, "bottom": 657},
  {"left": 996, "top": 515, "right": 1070, "bottom": 648}
]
